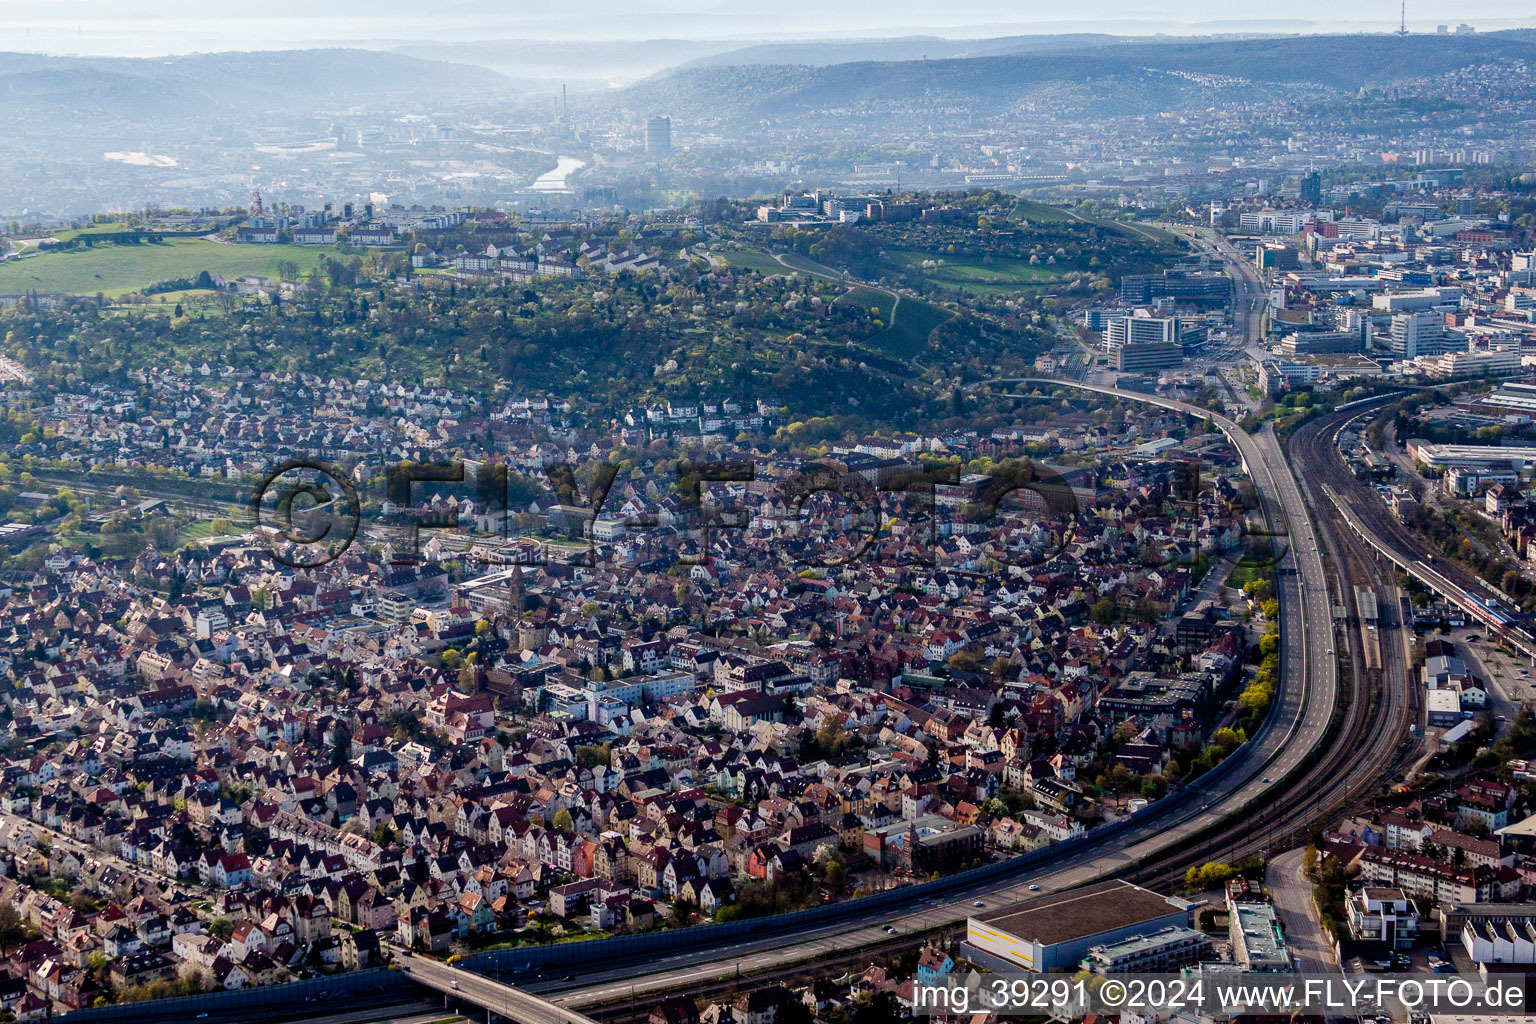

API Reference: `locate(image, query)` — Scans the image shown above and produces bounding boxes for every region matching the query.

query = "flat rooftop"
[976,879,1187,947]
[1233,900,1289,969]
[1088,924,1207,959]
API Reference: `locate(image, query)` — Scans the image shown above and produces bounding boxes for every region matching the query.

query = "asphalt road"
[532,375,1338,1012]
[1266,847,1336,973]
[291,235,1337,1018]
[401,953,596,1024]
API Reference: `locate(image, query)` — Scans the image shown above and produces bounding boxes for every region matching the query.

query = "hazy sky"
[1,0,1532,55]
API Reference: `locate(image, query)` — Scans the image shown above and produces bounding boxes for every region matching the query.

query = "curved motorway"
[538,380,1339,1012]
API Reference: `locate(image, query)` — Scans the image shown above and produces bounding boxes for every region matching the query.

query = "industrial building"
[1473,382,1536,415]
[1372,286,1463,313]
[1441,905,1536,965]
[963,880,1193,972]
[1426,688,1466,728]
[1405,441,1536,474]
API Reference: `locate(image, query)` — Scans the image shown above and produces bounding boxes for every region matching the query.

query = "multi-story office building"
[1113,342,1184,373]
[1423,346,1522,379]
[1347,889,1420,950]
[1389,311,1459,359]
[1118,269,1232,304]
[1278,329,1364,357]
[1104,311,1182,350]
[1240,210,1308,234]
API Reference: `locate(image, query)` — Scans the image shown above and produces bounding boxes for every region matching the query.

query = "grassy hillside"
[718,247,790,275]
[0,240,334,298]
[834,286,953,359]
[886,251,1060,296]
[1009,199,1076,224]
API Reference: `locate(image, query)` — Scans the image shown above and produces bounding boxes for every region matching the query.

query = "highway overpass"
[400,953,597,1024]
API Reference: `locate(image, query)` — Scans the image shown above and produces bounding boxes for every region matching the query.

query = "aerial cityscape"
[7,3,1536,1023]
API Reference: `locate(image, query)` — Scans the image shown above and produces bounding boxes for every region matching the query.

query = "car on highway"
[973,900,984,907]
[884,925,897,933]
[452,981,460,990]
[1028,884,1040,891]
[1261,777,1271,784]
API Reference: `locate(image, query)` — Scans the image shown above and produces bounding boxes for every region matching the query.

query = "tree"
[988,702,1006,728]
[552,808,574,830]
[0,902,29,949]
[775,997,815,1024]
[669,898,695,928]
[1090,598,1116,625]
[331,726,352,767]
[1183,861,1237,892]
[851,991,902,1024]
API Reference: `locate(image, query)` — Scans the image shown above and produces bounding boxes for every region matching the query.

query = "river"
[528,156,586,194]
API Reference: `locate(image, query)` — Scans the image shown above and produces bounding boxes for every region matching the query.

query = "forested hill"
[0,49,509,126]
[621,30,1536,122]
[680,33,1123,67]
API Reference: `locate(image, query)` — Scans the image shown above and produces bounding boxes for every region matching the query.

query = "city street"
[1265,848,1336,973]
[0,809,217,903]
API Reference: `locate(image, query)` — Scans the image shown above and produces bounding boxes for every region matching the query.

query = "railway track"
[572,400,1420,1017]
[1132,402,1419,888]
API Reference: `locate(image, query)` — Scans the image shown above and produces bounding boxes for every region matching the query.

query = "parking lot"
[1453,628,1534,723]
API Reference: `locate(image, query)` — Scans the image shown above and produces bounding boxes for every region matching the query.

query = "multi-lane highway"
[350,228,1412,1021]
[492,375,1340,1014]
[409,227,1368,1017]
[529,233,1369,1015]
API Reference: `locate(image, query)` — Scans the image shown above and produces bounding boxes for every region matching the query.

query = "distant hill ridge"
[680,33,1125,67]
[0,49,509,124]
[620,29,1536,119]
